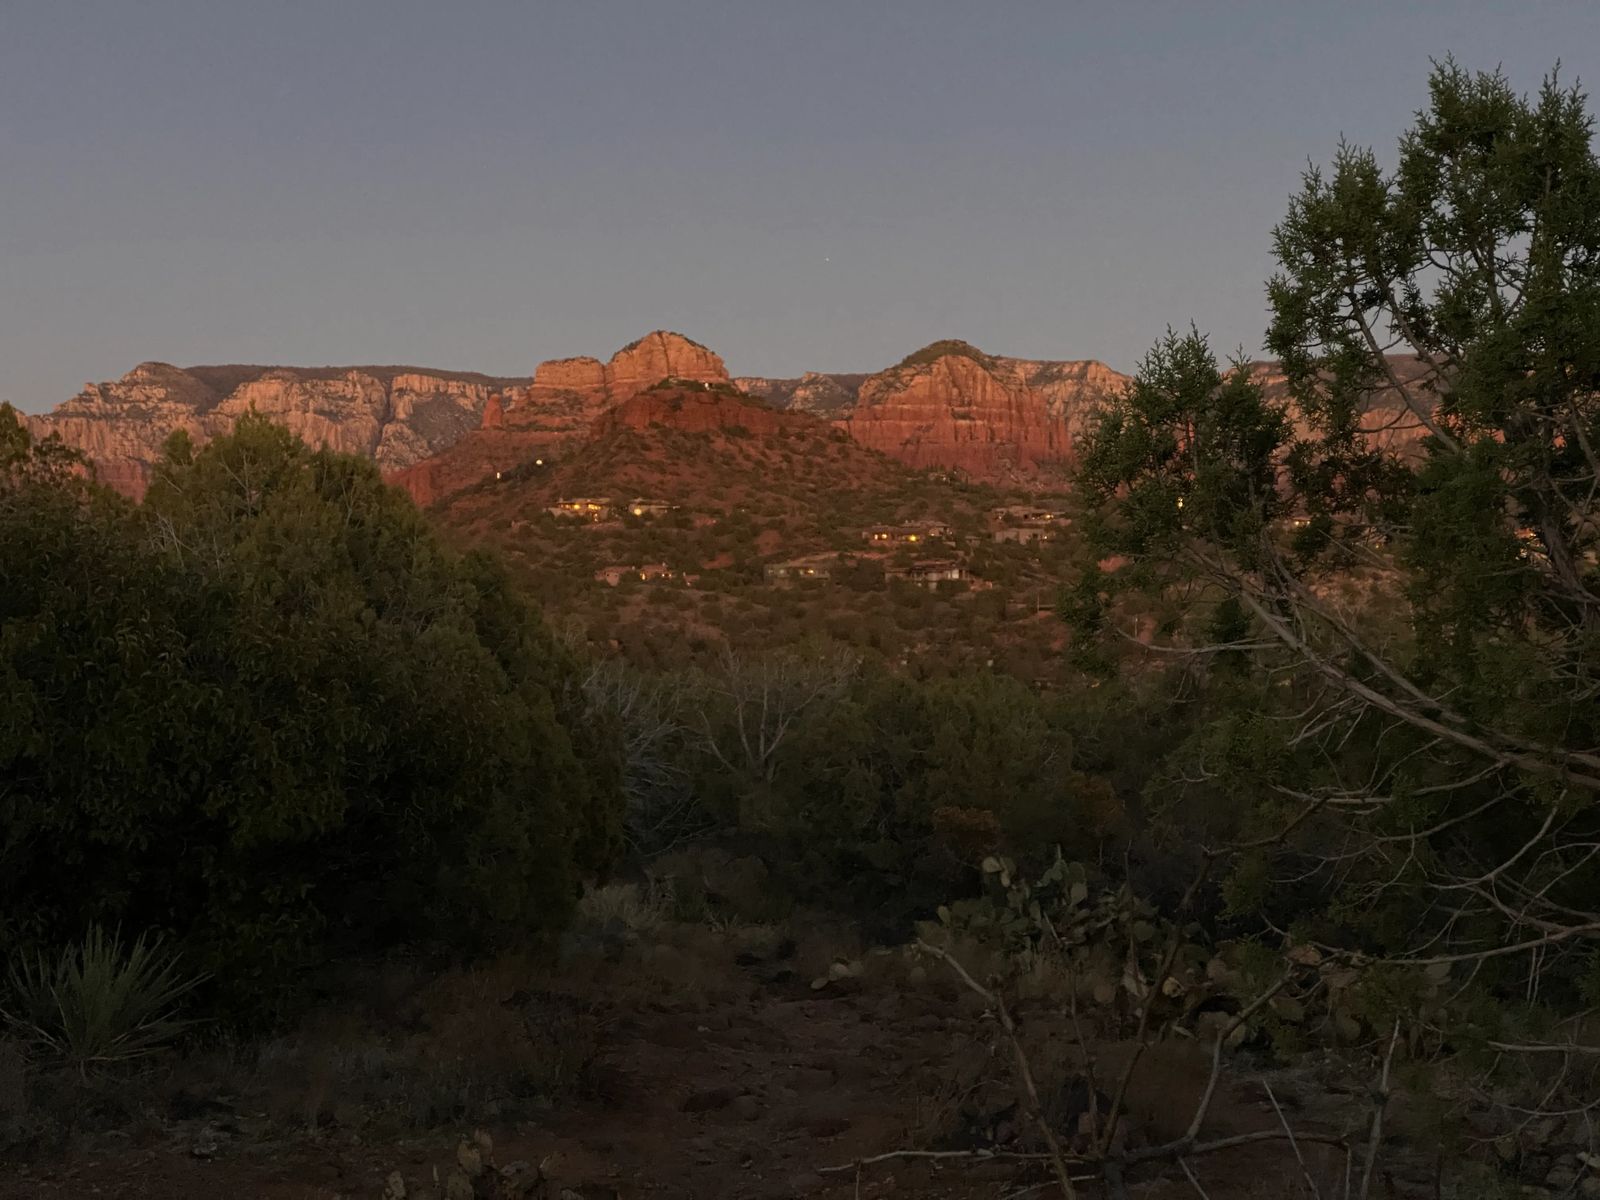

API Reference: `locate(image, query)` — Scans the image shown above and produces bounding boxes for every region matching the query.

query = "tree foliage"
[661,650,1116,918]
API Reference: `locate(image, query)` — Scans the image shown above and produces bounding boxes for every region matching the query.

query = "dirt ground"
[3,924,1446,1200]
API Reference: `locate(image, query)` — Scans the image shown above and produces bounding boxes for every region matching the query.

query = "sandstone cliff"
[741,344,1130,484]
[839,341,1129,484]
[29,362,520,499]
[745,345,1430,484]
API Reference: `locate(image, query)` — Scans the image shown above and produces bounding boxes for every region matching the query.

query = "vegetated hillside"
[732,371,872,417]
[433,384,1085,677]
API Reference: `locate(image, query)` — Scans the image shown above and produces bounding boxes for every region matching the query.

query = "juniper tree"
[1075,61,1600,1019]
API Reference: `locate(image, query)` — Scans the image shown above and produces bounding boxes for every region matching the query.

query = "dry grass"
[574,881,671,935]
[245,956,606,1133]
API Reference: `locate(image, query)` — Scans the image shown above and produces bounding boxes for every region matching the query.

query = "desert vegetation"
[3,58,1600,1200]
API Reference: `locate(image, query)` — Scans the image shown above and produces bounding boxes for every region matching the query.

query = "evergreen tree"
[1074,62,1600,1006]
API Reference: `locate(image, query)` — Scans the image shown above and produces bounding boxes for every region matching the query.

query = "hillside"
[430,383,1083,676]
[730,371,871,418]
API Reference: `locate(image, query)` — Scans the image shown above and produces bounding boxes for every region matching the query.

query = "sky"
[3,1,1599,412]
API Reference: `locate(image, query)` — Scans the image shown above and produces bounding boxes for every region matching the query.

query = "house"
[886,559,972,589]
[763,553,839,584]
[624,498,679,518]
[594,562,677,586]
[993,524,1058,545]
[549,497,615,521]
[861,523,951,545]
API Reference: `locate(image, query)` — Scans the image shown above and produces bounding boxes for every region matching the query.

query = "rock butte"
[388,332,732,505]
[850,345,1125,482]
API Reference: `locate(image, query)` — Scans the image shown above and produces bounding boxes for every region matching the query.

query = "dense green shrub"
[0,411,622,1020]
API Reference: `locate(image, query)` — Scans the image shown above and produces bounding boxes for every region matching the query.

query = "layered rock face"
[30,333,1125,502]
[28,331,725,502]
[603,330,727,396]
[1011,358,1131,429]
[28,362,217,497]
[840,342,1129,483]
[29,362,514,499]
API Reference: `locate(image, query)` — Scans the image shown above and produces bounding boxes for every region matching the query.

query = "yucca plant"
[2,927,207,1076]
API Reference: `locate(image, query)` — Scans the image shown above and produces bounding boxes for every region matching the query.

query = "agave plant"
[2,926,207,1075]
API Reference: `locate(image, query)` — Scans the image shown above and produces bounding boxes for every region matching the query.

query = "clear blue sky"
[4,1,1598,411]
